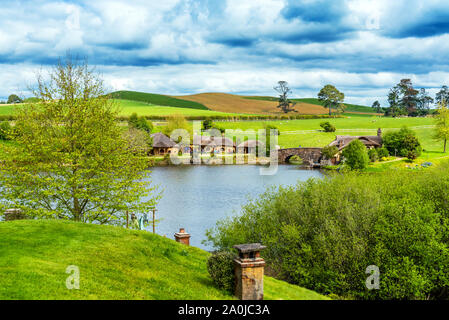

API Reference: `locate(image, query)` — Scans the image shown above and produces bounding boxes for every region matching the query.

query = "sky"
[2,0,449,106]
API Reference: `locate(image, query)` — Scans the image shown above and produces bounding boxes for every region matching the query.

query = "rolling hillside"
[109,91,209,110]
[173,93,328,115]
[0,220,329,300]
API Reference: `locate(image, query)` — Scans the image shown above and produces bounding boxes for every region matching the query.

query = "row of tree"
[0,94,23,104]
[375,79,449,117]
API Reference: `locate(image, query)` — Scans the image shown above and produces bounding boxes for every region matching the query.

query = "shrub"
[321,145,339,159]
[202,119,214,130]
[207,251,236,293]
[320,121,336,132]
[341,139,369,170]
[377,147,389,158]
[383,126,421,158]
[0,121,12,140]
[368,148,379,162]
[206,164,449,300]
[128,112,153,133]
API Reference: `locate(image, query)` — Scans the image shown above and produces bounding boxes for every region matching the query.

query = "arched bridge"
[278,147,323,164]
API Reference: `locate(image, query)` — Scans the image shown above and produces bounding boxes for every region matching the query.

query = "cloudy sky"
[2,0,449,106]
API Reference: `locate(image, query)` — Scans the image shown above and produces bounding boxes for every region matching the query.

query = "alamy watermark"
[365,265,380,290]
[66,265,80,290]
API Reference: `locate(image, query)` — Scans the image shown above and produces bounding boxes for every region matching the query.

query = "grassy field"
[0,104,14,115]
[110,90,209,110]
[0,219,328,300]
[115,99,249,117]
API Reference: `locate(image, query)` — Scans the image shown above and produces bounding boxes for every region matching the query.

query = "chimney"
[233,243,266,300]
[377,128,382,137]
[174,228,191,245]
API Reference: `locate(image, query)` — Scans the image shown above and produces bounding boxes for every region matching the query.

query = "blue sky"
[2,0,449,106]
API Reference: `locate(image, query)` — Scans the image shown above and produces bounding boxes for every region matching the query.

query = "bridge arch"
[278,148,323,164]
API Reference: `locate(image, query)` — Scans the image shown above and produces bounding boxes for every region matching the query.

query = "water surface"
[144,165,323,250]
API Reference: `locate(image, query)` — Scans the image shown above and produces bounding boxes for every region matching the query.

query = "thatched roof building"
[327,128,382,151]
[151,132,176,148]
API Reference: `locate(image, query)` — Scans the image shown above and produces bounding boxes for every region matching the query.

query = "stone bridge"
[278,147,323,164]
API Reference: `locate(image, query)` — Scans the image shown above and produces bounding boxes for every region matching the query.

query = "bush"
[377,147,389,158]
[206,165,449,300]
[128,113,153,133]
[341,139,369,170]
[207,251,236,293]
[321,145,339,159]
[202,119,214,130]
[368,148,378,162]
[320,121,336,132]
[0,121,12,140]
[383,126,421,159]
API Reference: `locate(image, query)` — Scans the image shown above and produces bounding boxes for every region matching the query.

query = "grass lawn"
[115,99,249,117]
[0,220,328,300]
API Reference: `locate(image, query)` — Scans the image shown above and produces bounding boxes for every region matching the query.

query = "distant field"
[245,96,379,114]
[0,105,14,115]
[173,93,329,115]
[110,91,208,110]
[115,99,249,117]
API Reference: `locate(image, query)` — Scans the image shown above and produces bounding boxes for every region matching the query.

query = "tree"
[317,85,345,116]
[320,121,336,132]
[382,126,422,159]
[7,94,23,104]
[417,88,434,116]
[202,119,214,130]
[341,139,369,170]
[128,112,153,133]
[274,81,297,113]
[372,101,382,113]
[385,86,403,117]
[435,85,449,105]
[0,56,159,224]
[434,101,449,153]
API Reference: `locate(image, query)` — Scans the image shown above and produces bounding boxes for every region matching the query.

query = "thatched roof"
[328,135,382,150]
[237,140,265,148]
[193,135,235,147]
[151,132,176,148]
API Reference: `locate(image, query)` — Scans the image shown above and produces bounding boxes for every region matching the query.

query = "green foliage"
[0,57,159,224]
[109,90,208,110]
[376,147,389,158]
[341,139,369,170]
[207,251,236,293]
[128,112,153,133]
[7,94,22,104]
[321,145,339,159]
[368,148,379,162]
[317,85,345,115]
[162,114,190,140]
[0,121,12,140]
[206,165,449,300]
[433,101,449,152]
[383,126,422,159]
[122,128,152,154]
[202,119,214,130]
[320,121,336,132]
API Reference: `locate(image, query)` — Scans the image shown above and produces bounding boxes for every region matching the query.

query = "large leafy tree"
[317,84,345,115]
[7,94,23,104]
[372,100,382,113]
[417,88,434,115]
[0,56,159,224]
[436,85,449,105]
[434,101,449,153]
[274,81,297,113]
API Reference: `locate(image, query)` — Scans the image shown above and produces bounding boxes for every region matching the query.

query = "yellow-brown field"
[172,93,328,115]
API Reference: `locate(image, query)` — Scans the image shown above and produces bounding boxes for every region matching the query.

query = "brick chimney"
[377,128,382,137]
[174,228,191,245]
[233,243,266,300]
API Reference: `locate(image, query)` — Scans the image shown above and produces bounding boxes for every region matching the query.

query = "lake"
[145,165,323,250]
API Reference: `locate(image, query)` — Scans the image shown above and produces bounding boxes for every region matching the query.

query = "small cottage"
[150,132,178,156]
[237,140,265,154]
[192,135,235,154]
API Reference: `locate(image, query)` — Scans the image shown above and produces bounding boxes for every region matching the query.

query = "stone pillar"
[4,209,26,221]
[233,243,266,300]
[174,228,191,245]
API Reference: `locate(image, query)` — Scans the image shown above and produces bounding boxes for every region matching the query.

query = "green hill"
[245,96,377,113]
[0,220,328,300]
[109,91,209,110]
